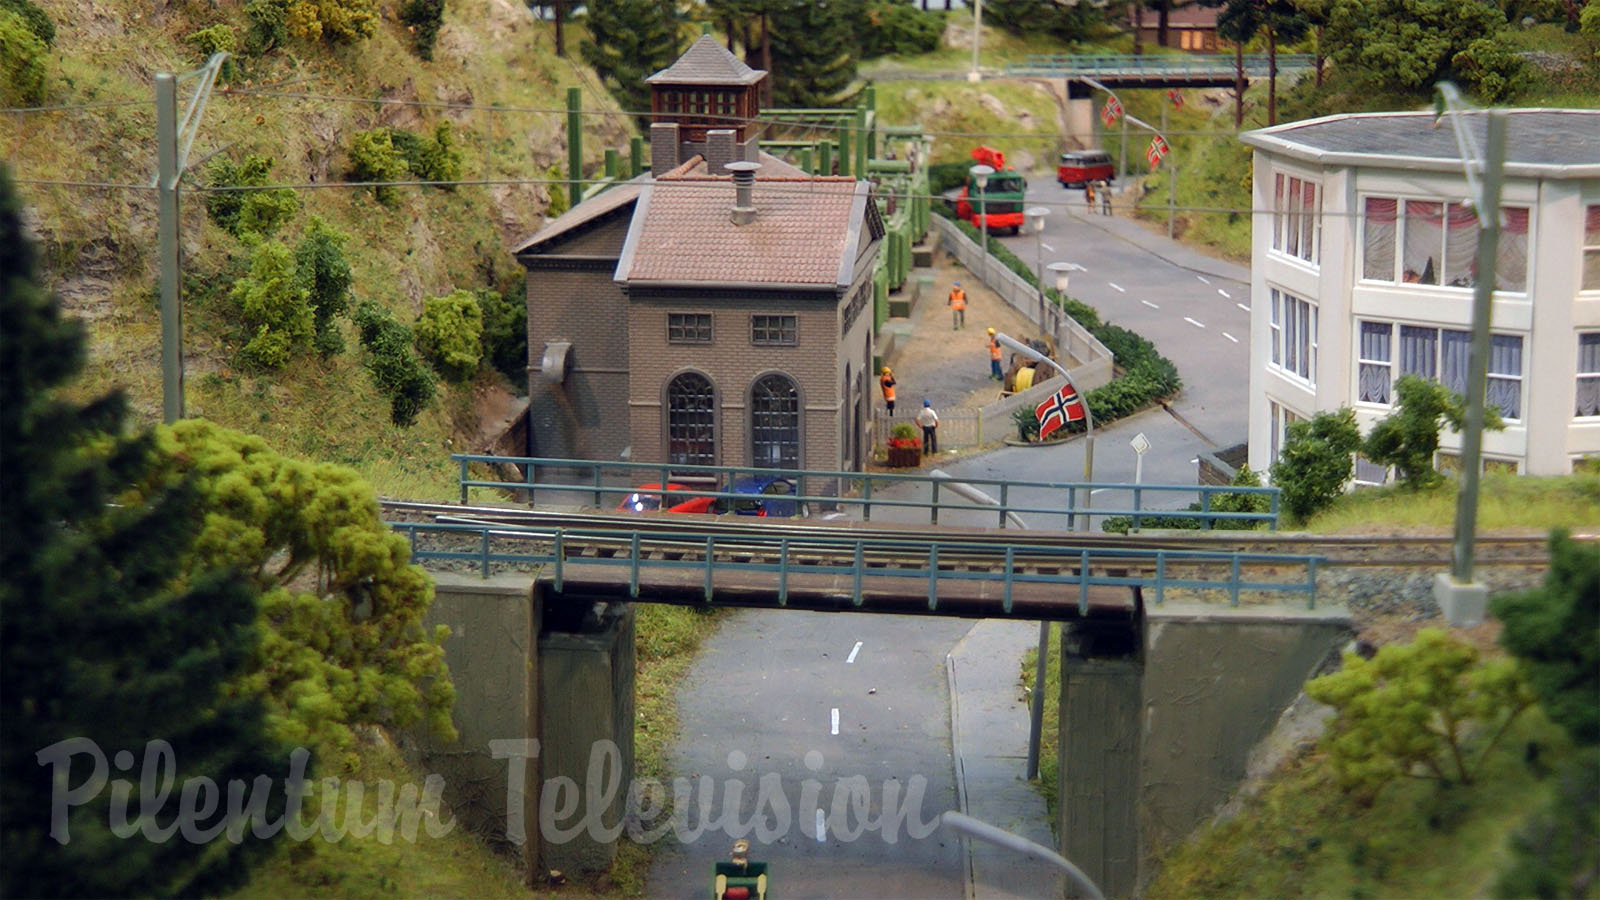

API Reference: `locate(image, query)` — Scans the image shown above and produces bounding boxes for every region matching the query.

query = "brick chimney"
[726,161,759,225]
[705,129,737,176]
[650,122,680,175]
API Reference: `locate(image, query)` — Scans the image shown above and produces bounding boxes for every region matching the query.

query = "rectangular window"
[1269,401,1304,465]
[667,313,712,343]
[1269,289,1316,383]
[1399,325,1437,379]
[1578,333,1600,417]
[1358,321,1392,404]
[1272,174,1318,264]
[1487,334,1523,420]
[1583,206,1600,291]
[1353,455,1389,486]
[751,314,797,346]
[1362,194,1528,291]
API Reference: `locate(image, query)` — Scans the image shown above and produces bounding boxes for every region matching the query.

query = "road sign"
[1130,432,1150,455]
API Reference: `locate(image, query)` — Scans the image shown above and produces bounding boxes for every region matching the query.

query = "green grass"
[1305,473,1600,535]
[1146,709,1573,899]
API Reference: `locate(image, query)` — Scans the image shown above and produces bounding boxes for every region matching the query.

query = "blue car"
[724,475,804,518]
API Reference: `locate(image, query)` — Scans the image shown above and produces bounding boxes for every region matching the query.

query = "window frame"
[1270,171,1319,266]
[1583,204,1600,293]
[667,312,713,344]
[665,371,717,467]
[750,314,798,347]
[1355,319,1524,421]
[1577,332,1600,418]
[1359,192,1529,292]
[1268,288,1317,385]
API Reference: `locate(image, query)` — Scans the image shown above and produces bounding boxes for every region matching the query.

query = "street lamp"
[968,0,984,82]
[1026,206,1050,327]
[996,330,1096,531]
[970,163,994,286]
[941,811,1106,900]
[1046,261,1085,358]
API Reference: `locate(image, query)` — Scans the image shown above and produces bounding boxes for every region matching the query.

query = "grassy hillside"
[11,0,633,498]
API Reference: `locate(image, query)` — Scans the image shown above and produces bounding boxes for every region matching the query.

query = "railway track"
[379,498,1580,570]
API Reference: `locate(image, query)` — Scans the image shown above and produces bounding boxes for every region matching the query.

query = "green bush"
[293,216,352,356]
[1271,407,1362,523]
[243,0,289,53]
[1453,37,1528,102]
[414,289,483,381]
[858,1,941,59]
[347,128,407,205]
[544,163,569,217]
[355,301,436,426]
[284,0,378,44]
[477,280,527,386]
[1364,375,1503,489]
[230,240,314,369]
[389,123,463,188]
[400,0,445,61]
[205,154,299,239]
[0,0,52,45]
[0,8,47,106]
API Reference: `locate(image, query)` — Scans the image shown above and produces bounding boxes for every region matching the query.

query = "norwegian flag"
[1100,96,1123,127]
[1035,382,1087,440]
[1145,135,1170,170]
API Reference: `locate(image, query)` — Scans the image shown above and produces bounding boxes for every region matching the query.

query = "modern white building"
[1240,109,1600,479]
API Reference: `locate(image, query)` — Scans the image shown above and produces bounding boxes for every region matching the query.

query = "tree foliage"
[231,240,314,369]
[579,0,681,115]
[293,216,353,356]
[388,122,463,188]
[1306,628,1535,796]
[856,1,943,59]
[399,0,446,61]
[769,0,861,107]
[0,8,47,107]
[245,0,377,48]
[356,300,437,425]
[1363,374,1503,489]
[1322,0,1511,99]
[1,167,287,897]
[414,289,484,382]
[983,0,1106,42]
[477,280,528,386]
[1270,407,1361,523]
[205,154,300,240]
[0,0,52,46]
[347,128,407,206]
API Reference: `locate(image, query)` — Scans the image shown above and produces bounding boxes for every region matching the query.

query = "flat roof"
[1240,109,1600,179]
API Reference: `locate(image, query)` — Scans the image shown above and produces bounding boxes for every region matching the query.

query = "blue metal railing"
[452,455,1282,531]
[1005,53,1315,78]
[391,520,1323,612]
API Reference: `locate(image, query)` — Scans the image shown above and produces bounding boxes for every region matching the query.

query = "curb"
[946,622,979,900]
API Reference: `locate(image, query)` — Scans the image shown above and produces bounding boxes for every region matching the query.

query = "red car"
[617,483,716,514]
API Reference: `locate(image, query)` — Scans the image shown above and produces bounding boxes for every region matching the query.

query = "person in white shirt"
[916,400,940,455]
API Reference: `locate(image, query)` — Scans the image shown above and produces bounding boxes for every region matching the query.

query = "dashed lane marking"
[1223,332,1239,343]
[1185,317,1206,329]
[1141,300,1160,309]
[1197,275,1211,284]
[1217,289,1232,299]
[1109,282,1126,292]
[1236,303,1250,313]
[831,708,840,735]
[816,809,826,842]
[1041,242,1055,252]
[846,641,863,664]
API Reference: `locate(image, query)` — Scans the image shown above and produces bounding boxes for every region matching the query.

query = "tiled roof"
[510,178,644,255]
[645,34,766,86]
[618,175,869,288]
[1241,109,1600,177]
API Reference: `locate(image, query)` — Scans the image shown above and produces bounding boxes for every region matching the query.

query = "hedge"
[936,206,1182,438]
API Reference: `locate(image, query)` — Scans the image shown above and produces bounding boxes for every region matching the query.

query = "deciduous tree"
[1322,0,1511,99]
[1269,406,1361,522]
[1362,374,1503,489]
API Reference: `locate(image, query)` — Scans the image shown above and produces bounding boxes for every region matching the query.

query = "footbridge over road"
[389,460,1349,895]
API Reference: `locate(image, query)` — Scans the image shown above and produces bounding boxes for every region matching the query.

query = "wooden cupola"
[645,34,767,143]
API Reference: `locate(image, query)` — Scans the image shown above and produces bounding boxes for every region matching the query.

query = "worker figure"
[1084,180,1096,211]
[879,366,897,416]
[948,281,967,330]
[987,328,1003,380]
[1099,181,1113,216]
[916,399,939,455]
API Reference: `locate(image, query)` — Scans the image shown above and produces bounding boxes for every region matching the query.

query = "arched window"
[750,374,800,469]
[667,372,716,466]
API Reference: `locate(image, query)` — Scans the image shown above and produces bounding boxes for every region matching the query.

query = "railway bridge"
[387,456,1361,895]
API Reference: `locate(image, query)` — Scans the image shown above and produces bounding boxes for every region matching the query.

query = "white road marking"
[1090,488,1113,495]
[816,809,827,842]
[1041,242,1055,253]
[846,641,863,664]
[1185,317,1206,329]
[1108,282,1126,292]
[1236,303,1250,313]
[831,708,840,735]
[1197,275,1211,284]
[1217,289,1232,299]
[1141,300,1160,309]
[1223,332,1239,343]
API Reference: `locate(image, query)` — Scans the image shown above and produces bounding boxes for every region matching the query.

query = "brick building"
[514,36,885,474]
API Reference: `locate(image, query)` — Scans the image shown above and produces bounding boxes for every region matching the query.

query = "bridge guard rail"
[450,454,1282,531]
[391,520,1324,615]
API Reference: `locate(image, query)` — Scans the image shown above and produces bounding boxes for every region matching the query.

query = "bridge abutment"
[1057,604,1351,895]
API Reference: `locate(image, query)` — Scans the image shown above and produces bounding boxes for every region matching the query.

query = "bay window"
[1272,173,1319,264]
[1361,195,1528,291]
[1356,320,1523,419]
[1585,206,1600,291]
[1269,289,1317,384]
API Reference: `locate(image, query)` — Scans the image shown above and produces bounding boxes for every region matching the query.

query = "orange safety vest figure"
[879,367,897,416]
[987,329,1003,380]
[948,282,967,330]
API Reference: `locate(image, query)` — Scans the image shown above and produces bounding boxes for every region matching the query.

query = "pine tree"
[579,0,681,116]
[0,167,288,896]
[769,0,861,108]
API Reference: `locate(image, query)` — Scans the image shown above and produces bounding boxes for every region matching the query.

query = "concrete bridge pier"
[1057,603,1351,896]
[1065,79,1096,151]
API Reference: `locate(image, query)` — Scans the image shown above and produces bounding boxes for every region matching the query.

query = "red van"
[1057,150,1115,189]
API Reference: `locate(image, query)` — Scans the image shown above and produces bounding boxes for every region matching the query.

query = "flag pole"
[995,332,1095,531]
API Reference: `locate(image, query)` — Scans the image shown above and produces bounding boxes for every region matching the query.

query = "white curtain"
[1363,198,1396,281]
[1440,329,1471,396]
[1578,333,1600,416]
[1404,200,1442,284]
[1400,325,1437,379]
[1487,335,1522,419]
[1359,322,1391,403]
[1585,206,1600,291]
[1442,203,1478,286]
[1497,207,1529,292]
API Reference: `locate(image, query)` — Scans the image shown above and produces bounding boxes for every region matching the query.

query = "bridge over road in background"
[862,54,1315,89]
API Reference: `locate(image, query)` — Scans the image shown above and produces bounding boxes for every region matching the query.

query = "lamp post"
[968,0,984,82]
[970,163,994,286]
[941,812,1106,900]
[1045,261,1085,381]
[997,328,1095,531]
[1027,206,1050,328]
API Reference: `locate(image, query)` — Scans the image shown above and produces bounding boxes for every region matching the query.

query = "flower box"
[886,438,922,468]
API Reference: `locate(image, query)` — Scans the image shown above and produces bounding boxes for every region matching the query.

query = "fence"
[1005,54,1317,79]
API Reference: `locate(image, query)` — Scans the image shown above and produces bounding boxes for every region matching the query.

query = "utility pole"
[156,73,182,423]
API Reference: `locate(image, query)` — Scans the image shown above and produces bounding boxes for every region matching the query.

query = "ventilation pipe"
[726,160,760,225]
